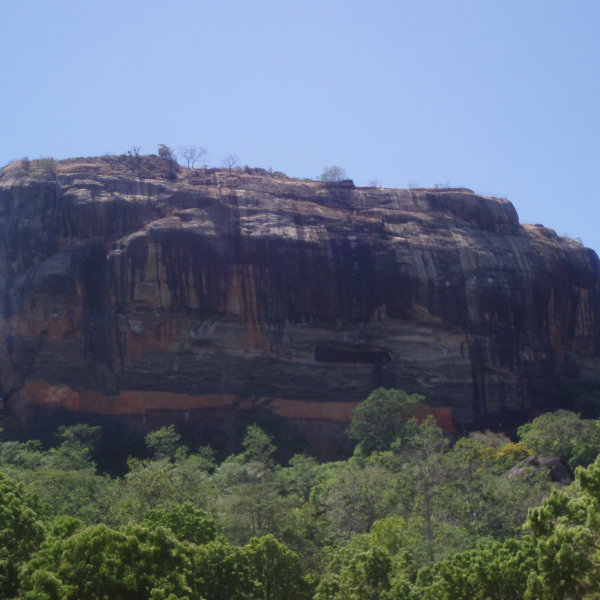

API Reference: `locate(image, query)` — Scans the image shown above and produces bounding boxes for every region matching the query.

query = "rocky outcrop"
[507,455,574,485]
[0,156,598,450]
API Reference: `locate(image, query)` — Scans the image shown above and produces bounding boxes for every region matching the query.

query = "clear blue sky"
[2,1,599,253]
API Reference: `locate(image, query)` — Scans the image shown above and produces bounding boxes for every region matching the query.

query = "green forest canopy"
[2,388,600,599]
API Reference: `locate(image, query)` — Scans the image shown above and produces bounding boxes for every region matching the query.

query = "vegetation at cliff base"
[2,389,600,598]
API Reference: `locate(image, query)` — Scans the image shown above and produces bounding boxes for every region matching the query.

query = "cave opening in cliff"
[314,344,392,364]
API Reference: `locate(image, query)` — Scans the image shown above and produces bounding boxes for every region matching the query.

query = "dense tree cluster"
[1,388,600,598]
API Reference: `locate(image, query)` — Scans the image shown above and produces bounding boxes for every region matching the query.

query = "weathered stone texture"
[0,157,598,441]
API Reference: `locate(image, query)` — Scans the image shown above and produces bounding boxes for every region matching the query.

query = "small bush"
[319,165,347,182]
[31,157,58,180]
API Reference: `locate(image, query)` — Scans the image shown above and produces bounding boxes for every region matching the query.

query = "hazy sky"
[2,1,599,253]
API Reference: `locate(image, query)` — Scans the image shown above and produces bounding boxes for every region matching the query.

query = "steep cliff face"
[0,156,599,448]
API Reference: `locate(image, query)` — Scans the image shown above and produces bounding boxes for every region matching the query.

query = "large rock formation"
[0,156,598,452]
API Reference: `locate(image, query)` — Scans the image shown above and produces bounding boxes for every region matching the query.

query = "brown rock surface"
[0,156,599,446]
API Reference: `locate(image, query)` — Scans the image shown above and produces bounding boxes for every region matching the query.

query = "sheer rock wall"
[1,157,598,447]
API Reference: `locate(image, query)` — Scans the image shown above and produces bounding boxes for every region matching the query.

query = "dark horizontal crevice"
[314,344,392,364]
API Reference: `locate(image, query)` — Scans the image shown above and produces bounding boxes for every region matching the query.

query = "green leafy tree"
[440,435,550,540]
[213,455,258,489]
[41,442,95,471]
[242,425,276,466]
[393,416,449,562]
[0,439,44,470]
[270,502,331,576]
[215,427,299,544]
[276,454,320,502]
[143,501,216,545]
[18,468,118,523]
[317,462,395,534]
[314,534,396,600]
[56,424,101,451]
[411,536,537,600]
[33,424,101,472]
[110,459,177,523]
[165,451,218,509]
[313,574,341,600]
[522,456,600,598]
[366,515,439,576]
[518,409,600,468]
[0,472,45,598]
[145,425,186,461]
[336,548,392,600]
[45,515,86,539]
[189,539,259,600]
[244,534,310,600]
[349,388,422,454]
[99,450,216,527]
[219,481,301,545]
[316,546,392,600]
[526,525,593,600]
[19,523,192,600]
